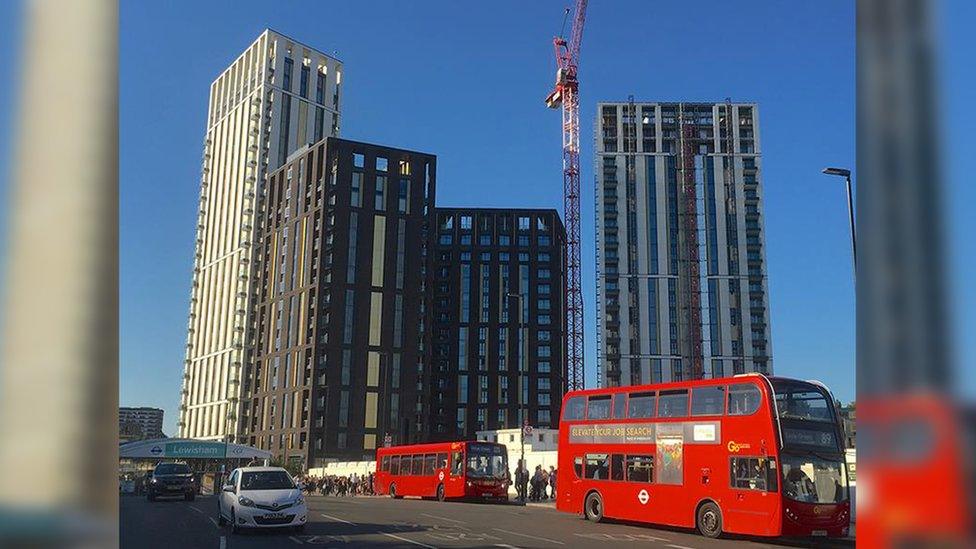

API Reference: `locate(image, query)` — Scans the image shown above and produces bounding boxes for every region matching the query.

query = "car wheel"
[436,484,445,502]
[696,501,723,539]
[185,492,195,502]
[230,508,241,535]
[584,492,604,523]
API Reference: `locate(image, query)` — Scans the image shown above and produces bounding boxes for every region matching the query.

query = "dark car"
[147,462,196,502]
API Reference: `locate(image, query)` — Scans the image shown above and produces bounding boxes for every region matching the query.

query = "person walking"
[514,460,528,502]
[531,465,544,502]
[549,466,557,499]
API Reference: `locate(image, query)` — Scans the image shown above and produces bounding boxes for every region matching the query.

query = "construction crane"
[545,0,588,392]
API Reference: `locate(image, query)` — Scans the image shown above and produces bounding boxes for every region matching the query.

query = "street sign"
[523,425,533,436]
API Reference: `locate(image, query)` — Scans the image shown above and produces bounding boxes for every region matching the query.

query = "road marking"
[493,528,565,545]
[665,545,695,549]
[421,513,467,524]
[321,514,440,549]
[209,517,219,528]
[219,536,226,549]
[321,513,356,525]
[288,535,304,544]
[381,532,439,548]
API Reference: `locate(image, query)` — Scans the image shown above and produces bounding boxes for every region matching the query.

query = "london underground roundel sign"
[438,471,445,482]
[638,489,650,505]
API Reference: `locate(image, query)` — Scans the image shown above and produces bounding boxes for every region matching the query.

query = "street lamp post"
[507,292,527,503]
[822,167,856,271]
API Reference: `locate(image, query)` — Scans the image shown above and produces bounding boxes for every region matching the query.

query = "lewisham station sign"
[120,438,270,460]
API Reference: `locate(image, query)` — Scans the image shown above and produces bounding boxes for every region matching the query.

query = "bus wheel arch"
[389,483,399,499]
[436,483,445,502]
[583,490,605,522]
[695,499,723,538]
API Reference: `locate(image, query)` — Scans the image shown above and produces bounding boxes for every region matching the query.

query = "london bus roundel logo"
[637,489,650,505]
[438,471,445,482]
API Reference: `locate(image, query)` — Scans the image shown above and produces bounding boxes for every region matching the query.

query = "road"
[120,494,853,549]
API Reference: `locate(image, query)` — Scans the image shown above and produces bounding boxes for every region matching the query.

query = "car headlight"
[238,496,256,507]
[150,478,158,484]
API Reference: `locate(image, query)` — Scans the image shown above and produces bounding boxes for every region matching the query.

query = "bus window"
[658,389,689,418]
[612,393,628,419]
[437,453,448,469]
[380,456,390,472]
[728,383,762,415]
[451,451,464,476]
[424,454,436,475]
[411,454,424,475]
[563,396,585,420]
[574,456,583,478]
[626,455,654,482]
[628,392,656,418]
[692,386,726,416]
[585,454,610,480]
[401,455,412,475]
[730,457,777,492]
[390,455,400,475]
[610,454,624,481]
[587,396,612,420]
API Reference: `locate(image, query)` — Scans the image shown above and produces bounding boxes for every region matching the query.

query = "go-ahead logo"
[727,441,751,453]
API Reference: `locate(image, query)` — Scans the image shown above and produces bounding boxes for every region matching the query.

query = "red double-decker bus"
[375,441,510,502]
[557,374,850,539]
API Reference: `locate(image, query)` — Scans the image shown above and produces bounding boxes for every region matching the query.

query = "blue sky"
[118,0,858,436]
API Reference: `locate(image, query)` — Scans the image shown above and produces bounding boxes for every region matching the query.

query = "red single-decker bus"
[375,441,510,502]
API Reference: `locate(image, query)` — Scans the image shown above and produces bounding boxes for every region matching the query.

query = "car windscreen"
[240,470,295,491]
[154,463,191,475]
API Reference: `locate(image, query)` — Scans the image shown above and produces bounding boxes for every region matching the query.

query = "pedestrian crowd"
[294,472,375,497]
[513,461,557,502]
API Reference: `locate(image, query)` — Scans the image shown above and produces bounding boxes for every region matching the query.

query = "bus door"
[447,448,464,496]
[727,454,778,535]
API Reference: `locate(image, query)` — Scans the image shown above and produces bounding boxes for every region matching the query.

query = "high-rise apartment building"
[180,30,343,440]
[119,407,165,440]
[429,208,566,439]
[242,138,436,467]
[595,101,772,387]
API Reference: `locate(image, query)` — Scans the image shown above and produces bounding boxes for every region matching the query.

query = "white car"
[217,466,307,533]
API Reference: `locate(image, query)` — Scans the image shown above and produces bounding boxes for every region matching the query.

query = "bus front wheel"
[436,484,445,502]
[390,484,399,499]
[696,501,723,539]
[584,492,604,523]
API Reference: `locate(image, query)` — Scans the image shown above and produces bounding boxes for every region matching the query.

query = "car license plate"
[812,530,827,536]
[264,512,285,520]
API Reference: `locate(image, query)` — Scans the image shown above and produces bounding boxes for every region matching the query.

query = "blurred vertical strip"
[0,0,118,546]
[858,0,973,546]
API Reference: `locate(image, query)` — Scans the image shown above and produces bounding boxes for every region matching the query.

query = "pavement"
[120,494,854,549]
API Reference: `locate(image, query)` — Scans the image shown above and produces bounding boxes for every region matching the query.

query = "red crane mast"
[545,0,588,391]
